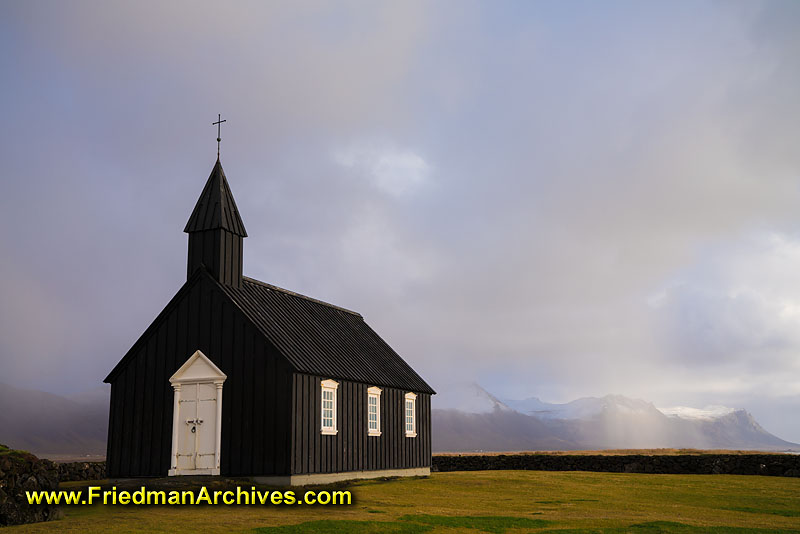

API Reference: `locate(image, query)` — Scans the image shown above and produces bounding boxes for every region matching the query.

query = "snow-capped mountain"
[434,382,513,413]
[432,383,799,453]
[660,405,736,420]
[504,394,659,420]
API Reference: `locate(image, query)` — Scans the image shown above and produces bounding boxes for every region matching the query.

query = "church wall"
[106,273,293,477]
[290,373,431,475]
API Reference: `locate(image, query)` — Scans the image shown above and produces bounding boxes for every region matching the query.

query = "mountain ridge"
[0,382,108,456]
[432,383,799,453]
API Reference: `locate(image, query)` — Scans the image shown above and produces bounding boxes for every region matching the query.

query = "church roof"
[104,268,435,395]
[218,276,435,394]
[184,159,248,236]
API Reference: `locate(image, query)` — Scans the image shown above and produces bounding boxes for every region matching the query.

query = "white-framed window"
[404,392,417,437]
[367,386,382,436]
[321,379,339,435]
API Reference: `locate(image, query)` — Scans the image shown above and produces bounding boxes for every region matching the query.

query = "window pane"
[322,387,336,430]
[368,394,379,431]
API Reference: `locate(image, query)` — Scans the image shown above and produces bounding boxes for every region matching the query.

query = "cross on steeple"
[213,114,226,158]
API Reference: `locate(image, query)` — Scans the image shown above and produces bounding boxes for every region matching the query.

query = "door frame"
[167,350,227,476]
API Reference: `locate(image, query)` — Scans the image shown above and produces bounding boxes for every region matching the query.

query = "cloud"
[2,0,800,442]
[334,142,431,196]
[652,233,800,374]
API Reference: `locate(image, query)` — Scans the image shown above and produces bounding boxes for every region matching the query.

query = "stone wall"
[432,453,800,477]
[13,453,800,498]
[0,445,62,526]
[57,461,107,482]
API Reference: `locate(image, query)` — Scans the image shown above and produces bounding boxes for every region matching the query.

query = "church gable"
[104,267,297,385]
[104,270,205,384]
[104,264,295,477]
[169,350,227,384]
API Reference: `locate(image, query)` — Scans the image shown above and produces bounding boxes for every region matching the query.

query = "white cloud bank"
[334,142,431,196]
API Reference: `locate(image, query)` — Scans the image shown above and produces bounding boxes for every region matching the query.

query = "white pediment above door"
[170,350,227,385]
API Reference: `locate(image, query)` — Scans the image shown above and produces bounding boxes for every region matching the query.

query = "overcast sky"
[2,1,800,442]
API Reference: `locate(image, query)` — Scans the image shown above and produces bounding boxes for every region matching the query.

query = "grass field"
[433,449,795,456]
[7,471,800,533]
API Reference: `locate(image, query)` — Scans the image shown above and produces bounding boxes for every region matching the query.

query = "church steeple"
[184,158,247,287]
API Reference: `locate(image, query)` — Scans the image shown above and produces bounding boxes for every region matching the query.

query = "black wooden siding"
[291,374,431,475]
[187,228,243,287]
[106,274,293,477]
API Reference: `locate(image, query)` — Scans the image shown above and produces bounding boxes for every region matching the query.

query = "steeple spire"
[213,114,226,159]
[184,159,247,237]
[184,159,247,287]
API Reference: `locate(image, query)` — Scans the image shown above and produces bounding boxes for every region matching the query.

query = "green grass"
[253,519,433,533]
[723,507,800,518]
[399,514,552,532]
[253,515,550,533]
[6,471,800,533]
[537,521,800,533]
[0,443,38,464]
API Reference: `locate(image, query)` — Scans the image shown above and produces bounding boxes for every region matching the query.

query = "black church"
[104,156,434,484]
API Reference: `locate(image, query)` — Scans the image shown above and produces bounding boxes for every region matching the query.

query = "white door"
[176,382,218,472]
[168,350,226,476]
